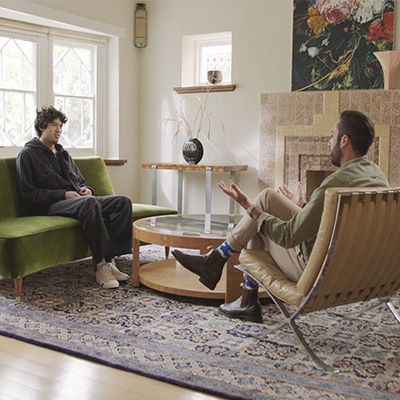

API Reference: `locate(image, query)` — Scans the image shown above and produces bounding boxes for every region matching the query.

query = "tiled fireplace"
[259,90,400,196]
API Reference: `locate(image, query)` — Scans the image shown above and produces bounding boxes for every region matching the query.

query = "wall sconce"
[134,3,147,48]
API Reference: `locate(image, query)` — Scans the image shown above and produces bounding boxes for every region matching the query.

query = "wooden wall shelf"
[104,159,127,166]
[173,84,236,94]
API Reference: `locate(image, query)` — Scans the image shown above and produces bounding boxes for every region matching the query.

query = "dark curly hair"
[34,106,68,137]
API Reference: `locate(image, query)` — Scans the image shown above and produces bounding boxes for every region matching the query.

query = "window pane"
[53,41,95,150]
[200,44,231,85]
[53,43,92,96]
[55,96,93,148]
[0,36,35,90]
[0,91,35,146]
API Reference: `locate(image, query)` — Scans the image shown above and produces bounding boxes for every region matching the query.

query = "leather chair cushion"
[239,249,306,307]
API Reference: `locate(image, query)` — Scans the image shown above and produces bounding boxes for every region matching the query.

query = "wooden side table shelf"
[132,214,244,302]
[141,163,248,217]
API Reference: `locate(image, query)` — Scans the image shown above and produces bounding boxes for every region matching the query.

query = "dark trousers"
[48,195,132,263]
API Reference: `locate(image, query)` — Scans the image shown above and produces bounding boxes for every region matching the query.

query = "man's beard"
[330,143,342,167]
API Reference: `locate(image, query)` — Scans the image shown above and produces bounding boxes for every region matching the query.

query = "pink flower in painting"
[315,0,358,25]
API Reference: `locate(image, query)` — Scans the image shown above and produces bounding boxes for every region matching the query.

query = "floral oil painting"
[292,0,395,91]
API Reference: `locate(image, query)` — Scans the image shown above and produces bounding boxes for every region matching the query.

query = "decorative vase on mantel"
[374,50,400,90]
[182,138,204,164]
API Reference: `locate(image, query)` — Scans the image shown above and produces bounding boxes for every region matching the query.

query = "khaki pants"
[227,188,305,282]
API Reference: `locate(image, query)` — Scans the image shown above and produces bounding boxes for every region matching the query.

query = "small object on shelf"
[182,138,204,164]
[207,70,223,85]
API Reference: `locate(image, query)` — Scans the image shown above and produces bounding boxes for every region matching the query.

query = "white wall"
[139,0,293,214]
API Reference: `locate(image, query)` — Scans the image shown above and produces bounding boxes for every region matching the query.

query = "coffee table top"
[134,214,241,241]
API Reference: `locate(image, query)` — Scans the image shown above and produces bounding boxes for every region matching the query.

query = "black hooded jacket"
[16,138,88,214]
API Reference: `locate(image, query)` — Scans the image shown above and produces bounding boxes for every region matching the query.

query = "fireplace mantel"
[259,90,398,192]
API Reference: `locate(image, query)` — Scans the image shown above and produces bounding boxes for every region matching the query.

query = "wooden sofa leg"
[165,246,170,259]
[13,277,23,301]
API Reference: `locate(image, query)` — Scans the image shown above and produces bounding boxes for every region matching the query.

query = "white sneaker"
[95,262,120,289]
[109,259,130,282]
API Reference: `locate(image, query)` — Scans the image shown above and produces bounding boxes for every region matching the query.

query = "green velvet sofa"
[0,156,176,299]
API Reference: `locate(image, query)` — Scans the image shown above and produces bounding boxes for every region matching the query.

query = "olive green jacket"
[257,156,389,262]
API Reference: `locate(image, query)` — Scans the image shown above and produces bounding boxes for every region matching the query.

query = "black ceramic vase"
[182,138,204,164]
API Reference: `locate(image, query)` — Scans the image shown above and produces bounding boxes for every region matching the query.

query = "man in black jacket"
[16,106,132,289]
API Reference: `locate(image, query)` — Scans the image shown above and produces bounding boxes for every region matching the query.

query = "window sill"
[104,159,127,166]
[173,84,236,94]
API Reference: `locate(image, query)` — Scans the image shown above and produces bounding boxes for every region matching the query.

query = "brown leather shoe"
[172,249,226,290]
[219,285,263,323]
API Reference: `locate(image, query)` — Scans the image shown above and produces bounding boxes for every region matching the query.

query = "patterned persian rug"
[0,245,399,400]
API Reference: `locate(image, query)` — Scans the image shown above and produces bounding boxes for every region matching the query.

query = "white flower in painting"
[299,43,307,53]
[353,0,386,24]
[322,38,329,46]
[308,46,321,58]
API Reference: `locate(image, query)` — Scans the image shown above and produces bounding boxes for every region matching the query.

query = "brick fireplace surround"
[259,90,399,195]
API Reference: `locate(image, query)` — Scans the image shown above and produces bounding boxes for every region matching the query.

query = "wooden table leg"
[132,237,141,287]
[225,253,243,303]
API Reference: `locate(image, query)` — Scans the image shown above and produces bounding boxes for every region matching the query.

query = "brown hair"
[34,106,67,137]
[337,110,374,156]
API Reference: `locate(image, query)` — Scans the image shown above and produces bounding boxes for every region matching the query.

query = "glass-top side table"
[141,162,248,216]
[135,213,241,238]
[132,214,244,302]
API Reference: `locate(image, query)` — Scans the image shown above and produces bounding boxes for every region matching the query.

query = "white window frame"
[181,31,232,87]
[0,24,106,157]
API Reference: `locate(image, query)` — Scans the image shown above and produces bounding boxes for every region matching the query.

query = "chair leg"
[13,277,23,301]
[165,246,170,259]
[234,264,337,372]
[288,317,338,373]
[387,301,400,323]
[268,291,337,372]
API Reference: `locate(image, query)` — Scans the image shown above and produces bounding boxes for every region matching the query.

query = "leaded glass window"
[0,34,36,146]
[53,42,95,149]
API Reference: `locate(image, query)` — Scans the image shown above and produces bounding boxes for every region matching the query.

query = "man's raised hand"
[277,181,305,207]
[218,180,251,210]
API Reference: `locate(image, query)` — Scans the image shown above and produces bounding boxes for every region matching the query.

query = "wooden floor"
[0,336,222,400]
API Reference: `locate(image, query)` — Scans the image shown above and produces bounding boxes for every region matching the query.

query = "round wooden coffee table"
[132,214,243,302]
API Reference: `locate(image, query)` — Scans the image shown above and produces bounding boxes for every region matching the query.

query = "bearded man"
[173,110,389,323]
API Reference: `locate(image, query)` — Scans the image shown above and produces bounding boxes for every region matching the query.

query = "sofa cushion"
[74,157,115,196]
[132,203,177,221]
[0,158,19,219]
[0,216,90,279]
[0,216,79,238]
